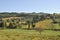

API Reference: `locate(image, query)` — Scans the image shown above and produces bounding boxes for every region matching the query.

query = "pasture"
[0,29,60,40]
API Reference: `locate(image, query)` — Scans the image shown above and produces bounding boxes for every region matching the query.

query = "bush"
[35,27,44,35]
[32,24,35,29]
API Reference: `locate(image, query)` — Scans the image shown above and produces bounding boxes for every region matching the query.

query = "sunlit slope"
[35,19,53,29]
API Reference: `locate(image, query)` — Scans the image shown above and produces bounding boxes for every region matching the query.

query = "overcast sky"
[0,0,60,13]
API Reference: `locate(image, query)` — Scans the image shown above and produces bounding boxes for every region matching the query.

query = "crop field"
[0,29,60,40]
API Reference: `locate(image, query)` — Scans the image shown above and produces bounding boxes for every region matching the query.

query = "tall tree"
[27,21,30,30]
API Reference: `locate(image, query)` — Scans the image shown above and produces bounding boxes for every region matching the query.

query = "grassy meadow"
[0,29,60,40]
[0,11,60,40]
[0,19,59,40]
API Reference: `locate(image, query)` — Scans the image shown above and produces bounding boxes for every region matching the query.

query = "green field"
[0,29,60,40]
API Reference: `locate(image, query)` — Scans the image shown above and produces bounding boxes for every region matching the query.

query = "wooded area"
[0,12,60,29]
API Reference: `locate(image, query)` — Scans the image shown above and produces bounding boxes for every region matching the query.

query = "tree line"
[0,12,60,29]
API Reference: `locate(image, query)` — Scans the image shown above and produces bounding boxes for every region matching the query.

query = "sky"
[0,0,60,13]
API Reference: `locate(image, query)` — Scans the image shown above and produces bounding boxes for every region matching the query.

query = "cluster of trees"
[0,12,60,35]
[0,12,60,29]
